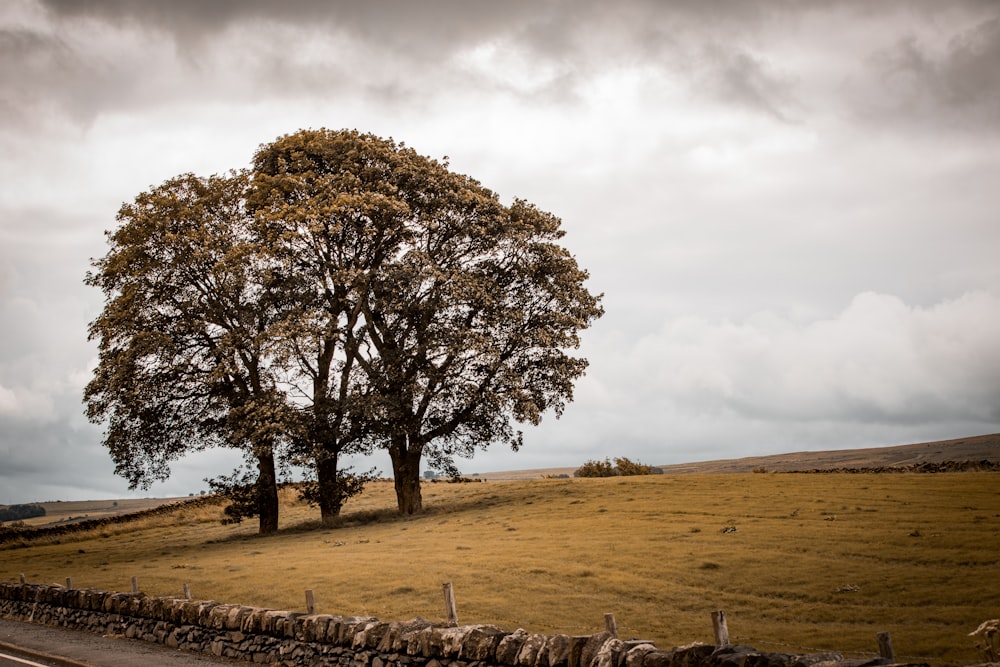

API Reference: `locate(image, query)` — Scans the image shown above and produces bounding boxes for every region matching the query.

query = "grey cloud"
[941,16,1000,107]
[0,388,111,504]
[38,0,337,36]
[700,46,801,122]
[2,0,998,502]
[18,0,999,134]
[0,26,80,126]
[37,0,536,55]
[0,20,178,130]
[609,291,1000,428]
[8,2,534,130]
[859,14,1000,131]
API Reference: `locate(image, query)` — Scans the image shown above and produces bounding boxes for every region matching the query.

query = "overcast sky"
[2,0,999,504]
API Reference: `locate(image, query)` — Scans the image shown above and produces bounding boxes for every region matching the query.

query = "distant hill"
[12,496,193,528]
[479,433,1000,479]
[10,435,998,521]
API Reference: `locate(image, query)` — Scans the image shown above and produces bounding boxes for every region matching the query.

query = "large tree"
[87,129,603,525]
[84,171,287,535]
[250,129,603,515]
[359,197,604,513]
[248,130,417,525]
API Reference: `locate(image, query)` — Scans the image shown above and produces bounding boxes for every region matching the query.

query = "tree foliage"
[575,457,660,477]
[248,130,415,524]
[0,504,46,522]
[574,458,617,477]
[84,172,287,534]
[251,129,603,514]
[86,128,602,526]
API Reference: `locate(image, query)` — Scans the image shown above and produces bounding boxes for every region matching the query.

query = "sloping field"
[654,433,1000,474]
[478,433,1000,479]
[12,497,191,528]
[2,472,998,665]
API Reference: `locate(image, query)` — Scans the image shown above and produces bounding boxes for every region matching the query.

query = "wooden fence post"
[712,610,730,648]
[877,631,895,662]
[183,583,192,600]
[65,577,73,589]
[305,589,316,614]
[442,582,458,626]
[131,576,138,593]
[604,613,618,637]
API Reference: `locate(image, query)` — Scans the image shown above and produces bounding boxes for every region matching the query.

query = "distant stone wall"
[0,495,219,545]
[785,460,1000,474]
[0,582,920,667]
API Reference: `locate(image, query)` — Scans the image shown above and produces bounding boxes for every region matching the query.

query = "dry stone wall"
[0,495,218,545]
[785,460,1000,474]
[0,582,928,667]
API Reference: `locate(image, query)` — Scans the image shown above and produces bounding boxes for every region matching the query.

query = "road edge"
[0,639,96,667]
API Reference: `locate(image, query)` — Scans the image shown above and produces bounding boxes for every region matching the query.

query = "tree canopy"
[85,129,603,526]
[251,129,603,514]
[85,172,290,533]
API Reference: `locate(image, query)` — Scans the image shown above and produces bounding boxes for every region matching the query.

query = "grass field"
[2,473,998,665]
[11,497,191,527]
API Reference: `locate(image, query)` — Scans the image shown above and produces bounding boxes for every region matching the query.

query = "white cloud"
[0,382,55,420]
[2,0,1000,501]
[604,291,1000,426]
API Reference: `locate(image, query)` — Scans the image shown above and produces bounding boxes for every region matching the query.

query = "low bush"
[574,457,660,477]
[0,504,45,522]
[574,458,617,477]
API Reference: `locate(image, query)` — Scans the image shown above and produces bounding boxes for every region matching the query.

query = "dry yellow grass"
[2,474,998,665]
[13,497,191,527]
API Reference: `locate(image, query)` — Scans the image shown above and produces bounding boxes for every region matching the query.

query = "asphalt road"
[0,649,70,666]
[0,619,237,666]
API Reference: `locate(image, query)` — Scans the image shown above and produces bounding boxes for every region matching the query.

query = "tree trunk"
[315,452,342,527]
[390,435,424,515]
[257,449,279,535]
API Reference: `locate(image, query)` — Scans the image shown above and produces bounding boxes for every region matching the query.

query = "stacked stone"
[0,495,219,546]
[0,582,929,667]
[792,460,1000,474]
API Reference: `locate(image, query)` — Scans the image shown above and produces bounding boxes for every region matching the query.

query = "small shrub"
[614,457,659,476]
[575,458,617,477]
[0,504,46,522]
[297,467,379,514]
[205,468,262,524]
[574,457,658,477]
